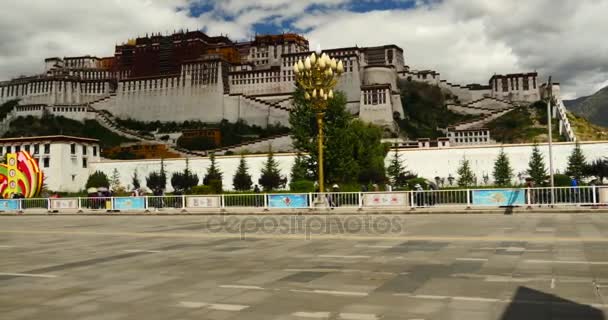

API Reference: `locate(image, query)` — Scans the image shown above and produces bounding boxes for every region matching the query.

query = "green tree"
[232,154,253,191]
[386,146,409,189]
[566,142,587,180]
[290,152,310,182]
[493,149,514,186]
[86,171,110,189]
[527,144,547,186]
[350,120,389,184]
[110,168,121,191]
[289,88,386,185]
[171,158,199,193]
[146,159,167,192]
[585,158,608,184]
[132,169,141,190]
[457,158,475,187]
[258,149,286,191]
[203,153,223,193]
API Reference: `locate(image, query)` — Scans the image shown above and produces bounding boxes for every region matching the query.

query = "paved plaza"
[0,213,607,319]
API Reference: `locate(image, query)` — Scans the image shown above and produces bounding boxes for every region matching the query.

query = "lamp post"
[547,77,555,206]
[293,52,344,195]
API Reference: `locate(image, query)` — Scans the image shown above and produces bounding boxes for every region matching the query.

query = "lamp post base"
[313,194,329,208]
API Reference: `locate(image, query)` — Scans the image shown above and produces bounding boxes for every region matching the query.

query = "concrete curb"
[2,206,608,216]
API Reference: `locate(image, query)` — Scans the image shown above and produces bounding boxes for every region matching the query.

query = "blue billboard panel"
[472,189,525,206]
[268,194,308,208]
[114,197,145,211]
[0,200,20,211]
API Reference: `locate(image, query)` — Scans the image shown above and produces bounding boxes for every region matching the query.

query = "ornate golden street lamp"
[293,52,344,194]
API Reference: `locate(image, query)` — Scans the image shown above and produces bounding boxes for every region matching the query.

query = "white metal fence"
[1,186,606,213]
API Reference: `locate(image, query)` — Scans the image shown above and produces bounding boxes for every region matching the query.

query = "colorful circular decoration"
[0,151,44,198]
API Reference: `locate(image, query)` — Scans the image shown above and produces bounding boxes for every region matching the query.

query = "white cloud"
[0,0,606,98]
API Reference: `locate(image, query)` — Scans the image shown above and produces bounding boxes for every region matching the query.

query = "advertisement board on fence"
[186,196,221,208]
[363,193,409,207]
[0,199,20,211]
[268,194,308,208]
[114,197,145,210]
[472,189,525,206]
[50,199,78,210]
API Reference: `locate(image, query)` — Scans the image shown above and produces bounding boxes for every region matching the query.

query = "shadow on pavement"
[500,286,605,320]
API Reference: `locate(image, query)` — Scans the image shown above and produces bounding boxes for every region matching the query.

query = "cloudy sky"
[1,0,607,99]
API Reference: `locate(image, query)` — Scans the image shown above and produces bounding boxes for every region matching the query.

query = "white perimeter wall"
[87,141,608,192]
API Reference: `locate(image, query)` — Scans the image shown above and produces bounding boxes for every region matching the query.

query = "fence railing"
[1,186,606,213]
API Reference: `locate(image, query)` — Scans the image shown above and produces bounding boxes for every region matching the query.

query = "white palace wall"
[88,141,608,193]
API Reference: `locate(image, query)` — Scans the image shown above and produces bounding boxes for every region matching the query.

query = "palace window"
[70,144,76,155]
[43,158,50,168]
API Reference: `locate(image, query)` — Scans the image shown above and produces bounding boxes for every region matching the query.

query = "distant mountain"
[564,86,608,126]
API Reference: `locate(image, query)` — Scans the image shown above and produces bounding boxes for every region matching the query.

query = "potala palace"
[0,31,575,145]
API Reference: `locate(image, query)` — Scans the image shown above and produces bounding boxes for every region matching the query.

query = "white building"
[0,136,101,192]
[447,128,493,146]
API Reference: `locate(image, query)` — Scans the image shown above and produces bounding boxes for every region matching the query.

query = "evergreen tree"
[171,158,199,193]
[566,142,587,180]
[493,149,514,186]
[110,168,121,191]
[132,169,141,190]
[290,152,310,182]
[203,153,223,193]
[457,158,475,187]
[527,144,547,186]
[386,147,408,188]
[86,171,110,189]
[258,149,286,191]
[233,154,253,191]
[146,159,167,192]
[585,158,608,184]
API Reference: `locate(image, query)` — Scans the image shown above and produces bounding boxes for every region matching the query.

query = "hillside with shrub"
[2,114,134,149]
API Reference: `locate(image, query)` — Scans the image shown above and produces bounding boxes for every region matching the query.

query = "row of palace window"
[452,131,489,137]
[0,81,106,97]
[251,44,302,57]
[499,77,537,92]
[124,78,180,91]
[363,89,388,105]
[70,70,111,80]
[1,143,97,157]
[453,137,490,143]
[232,74,282,85]
[65,59,95,68]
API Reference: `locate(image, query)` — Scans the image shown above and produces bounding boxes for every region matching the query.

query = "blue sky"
[1,0,607,98]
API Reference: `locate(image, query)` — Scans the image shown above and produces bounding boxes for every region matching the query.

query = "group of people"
[2,192,25,200]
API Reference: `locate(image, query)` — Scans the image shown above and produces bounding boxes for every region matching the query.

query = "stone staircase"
[242,94,292,112]
[452,107,517,130]
[85,99,201,157]
[448,97,515,116]
[208,134,293,155]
